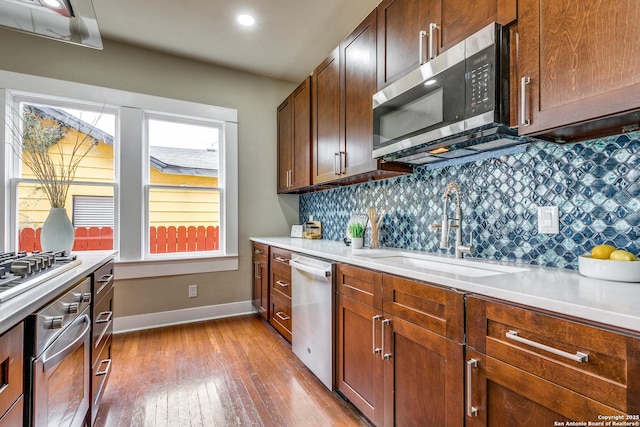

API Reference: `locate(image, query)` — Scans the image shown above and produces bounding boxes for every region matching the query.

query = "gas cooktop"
[0,251,82,302]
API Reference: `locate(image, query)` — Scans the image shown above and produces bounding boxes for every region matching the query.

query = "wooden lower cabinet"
[0,323,23,427]
[466,295,640,425]
[336,293,383,426]
[336,264,464,426]
[382,313,464,427]
[269,247,293,342]
[252,242,269,319]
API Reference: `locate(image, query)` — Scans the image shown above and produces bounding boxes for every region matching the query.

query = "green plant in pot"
[348,221,365,249]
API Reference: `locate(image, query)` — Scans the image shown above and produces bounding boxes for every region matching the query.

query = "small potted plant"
[348,221,365,249]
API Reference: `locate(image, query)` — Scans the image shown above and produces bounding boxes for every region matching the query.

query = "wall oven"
[26,277,92,427]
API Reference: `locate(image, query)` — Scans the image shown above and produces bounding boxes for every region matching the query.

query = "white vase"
[40,208,75,255]
[351,237,364,249]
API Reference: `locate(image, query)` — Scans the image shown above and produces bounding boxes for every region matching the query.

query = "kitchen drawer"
[270,292,292,342]
[93,260,114,299]
[252,242,269,262]
[271,268,291,299]
[0,395,22,427]
[91,335,112,424]
[382,274,464,343]
[270,247,292,272]
[0,322,23,418]
[336,263,383,309]
[467,296,640,413]
[93,284,114,367]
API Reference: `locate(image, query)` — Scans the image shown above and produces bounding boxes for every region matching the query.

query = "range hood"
[0,0,102,49]
[372,23,537,166]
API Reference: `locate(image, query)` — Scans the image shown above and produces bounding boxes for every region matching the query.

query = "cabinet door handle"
[418,30,427,64]
[520,76,531,126]
[334,152,340,175]
[428,22,438,60]
[381,318,392,360]
[372,315,382,355]
[275,311,290,321]
[339,151,346,174]
[506,330,589,363]
[275,280,290,288]
[466,359,479,417]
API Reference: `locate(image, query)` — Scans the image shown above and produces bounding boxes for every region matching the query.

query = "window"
[146,115,222,255]
[10,99,116,252]
[1,70,238,278]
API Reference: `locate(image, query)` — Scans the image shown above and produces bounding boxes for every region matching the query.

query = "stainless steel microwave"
[372,23,523,165]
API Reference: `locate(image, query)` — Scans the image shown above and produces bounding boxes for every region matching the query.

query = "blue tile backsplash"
[299,132,640,270]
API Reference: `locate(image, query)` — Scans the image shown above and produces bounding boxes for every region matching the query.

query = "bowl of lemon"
[578,244,640,282]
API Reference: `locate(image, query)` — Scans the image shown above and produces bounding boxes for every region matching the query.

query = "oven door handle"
[42,314,91,371]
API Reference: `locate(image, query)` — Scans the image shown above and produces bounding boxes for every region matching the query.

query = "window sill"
[115,255,238,280]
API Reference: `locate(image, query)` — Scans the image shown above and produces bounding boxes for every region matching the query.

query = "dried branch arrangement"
[7,105,99,208]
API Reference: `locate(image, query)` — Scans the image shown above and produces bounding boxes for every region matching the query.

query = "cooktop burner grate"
[0,251,82,302]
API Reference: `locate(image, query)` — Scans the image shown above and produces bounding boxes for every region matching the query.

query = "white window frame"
[0,70,239,279]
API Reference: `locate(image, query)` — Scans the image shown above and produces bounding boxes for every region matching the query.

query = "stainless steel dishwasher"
[289,254,335,390]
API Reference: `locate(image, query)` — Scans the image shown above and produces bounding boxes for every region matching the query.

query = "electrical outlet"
[537,205,559,234]
[188,284,198,298]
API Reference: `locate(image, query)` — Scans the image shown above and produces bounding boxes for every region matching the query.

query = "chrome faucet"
[430,182,474,258]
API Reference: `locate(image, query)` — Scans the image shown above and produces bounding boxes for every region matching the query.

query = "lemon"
[609,250,637,261]
[591,244,616,259]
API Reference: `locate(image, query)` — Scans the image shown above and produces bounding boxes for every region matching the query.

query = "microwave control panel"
[466,46,496,117]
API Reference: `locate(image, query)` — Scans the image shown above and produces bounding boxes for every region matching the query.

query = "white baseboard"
[113,300,256,334]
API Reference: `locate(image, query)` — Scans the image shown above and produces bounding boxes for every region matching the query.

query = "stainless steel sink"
[354,251,528,277]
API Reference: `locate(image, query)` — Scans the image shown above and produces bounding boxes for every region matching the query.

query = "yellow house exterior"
[18,108,219,230]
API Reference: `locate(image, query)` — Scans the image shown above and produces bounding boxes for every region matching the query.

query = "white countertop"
[251,237,640,335]
[0,250,116,336]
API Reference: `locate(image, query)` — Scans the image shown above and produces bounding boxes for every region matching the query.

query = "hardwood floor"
[94,315,371,427]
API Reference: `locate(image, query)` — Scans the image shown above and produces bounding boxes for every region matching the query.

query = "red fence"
[19,226,220,253]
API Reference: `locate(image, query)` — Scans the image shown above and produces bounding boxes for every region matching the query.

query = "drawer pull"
[506,330,588,363]
[275,280,290,288]
[466,359,479,417]
[275,312,290,321]
[98,274,113,283]
[96,311,113,324]
[96,359,112,376]
[275,256,289,263]
[254,249,264,255]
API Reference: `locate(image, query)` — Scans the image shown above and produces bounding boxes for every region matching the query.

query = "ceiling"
[91,0,381,83]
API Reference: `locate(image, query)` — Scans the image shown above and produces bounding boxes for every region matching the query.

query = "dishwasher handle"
[289,259,332,278]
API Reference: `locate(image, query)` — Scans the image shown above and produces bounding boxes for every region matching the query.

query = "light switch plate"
[537,205,559,234]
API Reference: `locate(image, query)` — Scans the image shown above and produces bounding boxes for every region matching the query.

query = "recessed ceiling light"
[237,14,255,26]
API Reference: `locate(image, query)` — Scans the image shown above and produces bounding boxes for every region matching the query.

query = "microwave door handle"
[42,314,90,371]
[419,30,427,64]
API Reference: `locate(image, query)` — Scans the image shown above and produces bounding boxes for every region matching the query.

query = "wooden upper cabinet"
[377,0,516,89]
[276,97,292,193]
[312,48,341,185]
[517,0,640,140]
[277,77,311,193]
[340,9,379,178]
[377,0,434,89]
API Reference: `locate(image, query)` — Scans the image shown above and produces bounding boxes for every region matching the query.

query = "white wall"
[0,28,300,317]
